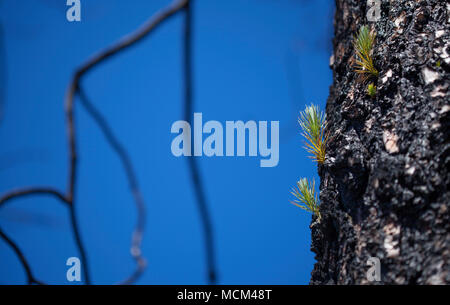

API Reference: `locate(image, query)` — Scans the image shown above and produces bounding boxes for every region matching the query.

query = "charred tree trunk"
[311,0,449,284]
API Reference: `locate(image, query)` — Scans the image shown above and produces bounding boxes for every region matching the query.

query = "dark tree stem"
[183,0,218,284]
[0,227,44,285]
[0,0,189,284]
[77,86,147,285]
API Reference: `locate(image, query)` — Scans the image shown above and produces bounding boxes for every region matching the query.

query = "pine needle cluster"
[290,178,320,221]
[290,104,328,221]
[298,104,328,164]
[353,25,378,78]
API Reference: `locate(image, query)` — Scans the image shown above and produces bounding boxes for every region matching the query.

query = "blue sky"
[0,0,333,284]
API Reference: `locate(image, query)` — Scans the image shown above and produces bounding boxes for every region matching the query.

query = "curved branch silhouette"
[0,227,45,285]
[77,86,146,285]
[182,0,217,284]
[0,0,189,285]
[0,0,217,285]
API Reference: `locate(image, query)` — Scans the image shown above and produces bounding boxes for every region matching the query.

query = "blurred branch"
[66,0,188,285]
[0,188,69,209]
[77,86,146,285]
[183,0,217,284]
[0,0,188,285]
[0,227,45,285]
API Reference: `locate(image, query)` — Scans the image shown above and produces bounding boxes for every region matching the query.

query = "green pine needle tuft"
[353,25,378,78]
[290,178,320,220]
[298,104,328,164]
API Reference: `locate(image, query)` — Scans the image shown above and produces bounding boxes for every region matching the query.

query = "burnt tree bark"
[311,0,449,284]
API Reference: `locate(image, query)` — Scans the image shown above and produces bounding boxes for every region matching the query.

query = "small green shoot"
[436,60,441,68]
[298,104,328,164]
[353,25,378,78]
[367,83,377,98]
[290,178,321,221]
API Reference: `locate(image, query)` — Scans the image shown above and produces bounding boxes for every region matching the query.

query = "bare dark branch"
[64,0,189,200]
[183,0,218,284]
[77,86,146,285]
[0,188,69,209]
[0,227,45,285]
[0,0,192,285]
[62,0,188,284]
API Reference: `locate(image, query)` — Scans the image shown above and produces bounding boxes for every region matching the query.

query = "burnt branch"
[0,0,189,285]
[77,86,146,285]
[0,188,69,209]
[63,0,188,285]
[0,227,45,285]
[183,0,217,284]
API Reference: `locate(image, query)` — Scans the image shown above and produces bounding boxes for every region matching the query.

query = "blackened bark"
[310,0,449,284]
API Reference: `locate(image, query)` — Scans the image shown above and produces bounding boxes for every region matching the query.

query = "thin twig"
[0,188,69,208]
[62,0,188,284]
[0,227,45,285]
[183,0,218,284]
[0,189,67,284]
[0,0,188,285]
[77,86,146,285]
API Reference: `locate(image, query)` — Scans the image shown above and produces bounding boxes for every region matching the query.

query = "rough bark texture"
[310,0,449,284]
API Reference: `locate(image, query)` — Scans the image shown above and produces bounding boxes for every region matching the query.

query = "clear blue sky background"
[0,0,333,284]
